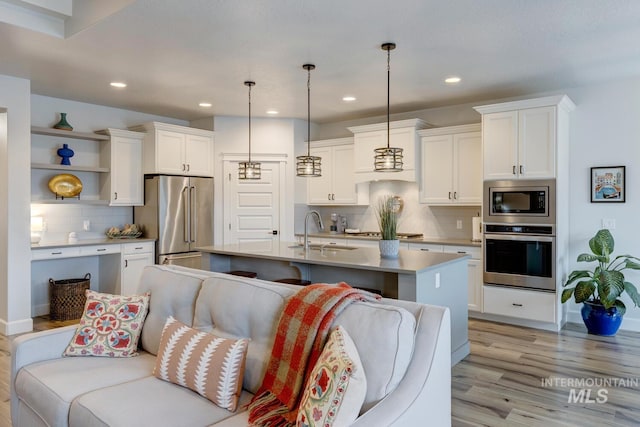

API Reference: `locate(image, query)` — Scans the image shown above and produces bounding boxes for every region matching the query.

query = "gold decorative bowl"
[48,174,83,198]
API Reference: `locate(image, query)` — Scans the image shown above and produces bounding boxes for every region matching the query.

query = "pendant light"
[374,42,403,172]
[238,81,261,180]
[296,63,321,177]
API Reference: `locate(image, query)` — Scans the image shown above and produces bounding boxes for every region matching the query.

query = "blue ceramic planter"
[581,301,623,336]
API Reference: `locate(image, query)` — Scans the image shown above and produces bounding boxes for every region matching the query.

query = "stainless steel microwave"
[483,179,555,225]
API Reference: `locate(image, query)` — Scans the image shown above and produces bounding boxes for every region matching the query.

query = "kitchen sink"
[288,244,356,251]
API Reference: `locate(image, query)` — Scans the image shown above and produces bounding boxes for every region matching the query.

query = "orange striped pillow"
[153,316,249,411]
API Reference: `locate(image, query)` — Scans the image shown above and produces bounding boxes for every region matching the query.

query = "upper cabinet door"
[156,130,186,175]
[331,144,357,204]
[518,106,556,179]
[184,134,214,177]
[482,111,519,180]
[421,135,455,204]
[306,146,333,204]
[110,134,143,206]
[454,132,482,204]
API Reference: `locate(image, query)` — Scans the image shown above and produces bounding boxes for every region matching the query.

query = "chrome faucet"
[304,210,324,251]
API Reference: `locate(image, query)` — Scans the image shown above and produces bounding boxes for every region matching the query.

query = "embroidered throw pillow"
[296,325,367,427]
[63,290,150,357]
[153,316,250,412]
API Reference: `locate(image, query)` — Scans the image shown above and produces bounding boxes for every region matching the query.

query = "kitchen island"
[197,241,470,364]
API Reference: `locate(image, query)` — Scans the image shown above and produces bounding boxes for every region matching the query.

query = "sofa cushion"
[297,325,367,427]
[154,316,249,411]
[138,265,208,355]
[63,290,150,357]
[69,376,254,427]
[334,300,416,412]
[193,275,296,394]
[14,352,156,427]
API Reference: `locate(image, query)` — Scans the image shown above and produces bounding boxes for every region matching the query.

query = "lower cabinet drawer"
[79,245,121,256]
[483,285,556,323]
[32,247,81,260]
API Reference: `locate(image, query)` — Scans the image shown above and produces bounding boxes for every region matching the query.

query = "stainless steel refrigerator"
[134,175,213,269]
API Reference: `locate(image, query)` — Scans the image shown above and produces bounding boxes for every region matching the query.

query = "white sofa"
[12,265,451,427]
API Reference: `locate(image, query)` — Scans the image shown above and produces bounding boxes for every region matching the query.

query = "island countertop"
[196,241,468,274]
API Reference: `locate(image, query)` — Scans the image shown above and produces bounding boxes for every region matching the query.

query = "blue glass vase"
[57,143,74,166]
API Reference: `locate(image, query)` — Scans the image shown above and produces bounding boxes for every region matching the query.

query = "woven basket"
[49,273,91,321]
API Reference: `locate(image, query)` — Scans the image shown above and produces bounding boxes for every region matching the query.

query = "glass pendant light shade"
[239,81,261,180]
[374,42,403,172]
[296,63,322,177]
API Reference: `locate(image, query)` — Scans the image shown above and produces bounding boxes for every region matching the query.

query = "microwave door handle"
[485,234,554,243]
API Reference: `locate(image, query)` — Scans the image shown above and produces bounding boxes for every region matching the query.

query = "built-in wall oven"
[483,179,556,291]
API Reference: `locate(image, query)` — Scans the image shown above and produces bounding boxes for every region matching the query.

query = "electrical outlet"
[456,220,462,229]
[435,272,441,288]
[602,218,616,230]
[83,220,91,231]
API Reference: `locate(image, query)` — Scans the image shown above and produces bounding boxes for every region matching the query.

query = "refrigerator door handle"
[183,186,190,243]
[190,186,197,243]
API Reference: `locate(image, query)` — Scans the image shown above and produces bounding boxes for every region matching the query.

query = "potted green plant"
[561,229,640,336]
[375,195,399,258]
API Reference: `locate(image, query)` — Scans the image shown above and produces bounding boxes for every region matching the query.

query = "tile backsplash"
[297,181,481,241]
[31,204,133,243]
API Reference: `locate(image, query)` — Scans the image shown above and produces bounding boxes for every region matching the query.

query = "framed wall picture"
[591,166,625,203]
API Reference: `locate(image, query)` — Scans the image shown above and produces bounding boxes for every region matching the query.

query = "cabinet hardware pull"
[187,164,190,172]
[328,193,331,200]
[182,164,186,171]
[453,191,457,199]
[332,194,335,200]
[512,303,523,307]
[512,165,516,175]
[114,192,118,200]
[135,247,143,250]
[420,248,429,251]
[125,260,128,268]
[97,248,106,252]
[457,251,466,254]
[51,251,62,255]
[520,165,524,174]
[448,192,452,199]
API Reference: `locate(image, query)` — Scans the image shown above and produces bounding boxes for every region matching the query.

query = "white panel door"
[156,130,185,174]
[482,111,518,180]
[454,132,482,204]
[518,106,556,179]
[185,134,213,177]
[421,135,454,204]
[224,161,281,245]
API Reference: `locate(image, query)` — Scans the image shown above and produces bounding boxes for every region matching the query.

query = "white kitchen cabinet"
[131,122,214,177]
[98,129,144,206]
[474,95,575,180]
[483,285,556,323]
[306,138,369,205]
[408,242,483,312]
[120,242,155,295]
[348,119,429,183]
[419,124,481,205]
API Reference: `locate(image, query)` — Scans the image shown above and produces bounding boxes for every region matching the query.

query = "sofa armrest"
[351,306,451,427]
[10,324,78,424]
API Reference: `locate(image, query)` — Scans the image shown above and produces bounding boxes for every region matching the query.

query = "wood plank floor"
[1,317,638,426]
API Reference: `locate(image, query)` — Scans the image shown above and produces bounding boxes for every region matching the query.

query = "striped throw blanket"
[248,282,379,426]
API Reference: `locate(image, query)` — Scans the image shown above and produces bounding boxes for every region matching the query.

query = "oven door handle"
[485,234,554,242]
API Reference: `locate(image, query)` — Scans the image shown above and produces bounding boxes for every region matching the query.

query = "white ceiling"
[2,0,640,123]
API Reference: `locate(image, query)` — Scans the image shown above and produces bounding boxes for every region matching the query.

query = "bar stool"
[225,270,258,279]
[274,278,311,286]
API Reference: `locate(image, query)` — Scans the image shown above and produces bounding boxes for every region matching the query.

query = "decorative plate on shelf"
[48,173,83,198]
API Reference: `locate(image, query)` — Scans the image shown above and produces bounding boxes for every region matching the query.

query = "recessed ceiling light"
[199,102,212,107]
[342,96,357,102]
[110,82,127,88]
[266,110,279,115]
[444,76,461,84]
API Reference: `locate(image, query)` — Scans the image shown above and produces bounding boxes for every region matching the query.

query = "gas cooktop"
[346,231,423,239]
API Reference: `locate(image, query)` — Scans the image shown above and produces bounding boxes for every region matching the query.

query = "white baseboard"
[0,317,34,336]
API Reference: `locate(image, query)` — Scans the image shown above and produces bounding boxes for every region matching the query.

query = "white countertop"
[297,232,482,247]
[197,241,469,274]
[32,237,155,249]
